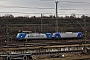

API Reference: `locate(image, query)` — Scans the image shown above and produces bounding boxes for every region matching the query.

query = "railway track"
[0,43,90,60]
[0,40,90,48]
[32,50,83,55]
[0,44,90,56]
[0,38,90,57]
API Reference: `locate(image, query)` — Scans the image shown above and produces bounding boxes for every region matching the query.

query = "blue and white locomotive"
[16,31,82,40]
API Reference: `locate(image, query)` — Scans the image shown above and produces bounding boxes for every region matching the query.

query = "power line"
[0,12,54,14]
[0,5,54,9]
[0,5,90,11]
[57,8,90,10]
[76,20,84,30]
[41,0,90,4]
[58,1,90,4]
[40,0,54,1]
[58,14,90,15]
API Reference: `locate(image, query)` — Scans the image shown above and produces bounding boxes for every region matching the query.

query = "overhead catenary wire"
[41,0,90,4]
[76,20,84,30]
[57,1,90,4]
[58,14,90,15]
[0,5,54,9]
[0,12,54,14]
[0,5,90,10]
[0,1,90,16]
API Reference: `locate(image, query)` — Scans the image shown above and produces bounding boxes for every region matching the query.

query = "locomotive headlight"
[79,35,81,37]
[21,36,22,37]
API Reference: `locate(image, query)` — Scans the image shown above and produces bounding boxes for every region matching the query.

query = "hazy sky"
[0,0,90,17]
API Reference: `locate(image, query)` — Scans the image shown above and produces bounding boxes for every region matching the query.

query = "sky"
[0,0,90,17]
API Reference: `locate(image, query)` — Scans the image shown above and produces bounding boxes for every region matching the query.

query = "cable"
[40,0,54,1]
[76,20,84,30]
[0,5,90,11]
[0,5,55,9]
[58,14,90,15]
[0,1,90,16]
[0,12,54,14]
[40,0,90,4]
[58,1,90,4]
[58,9,90,10]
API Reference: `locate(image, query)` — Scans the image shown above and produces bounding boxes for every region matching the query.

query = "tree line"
[0,14,90,25]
